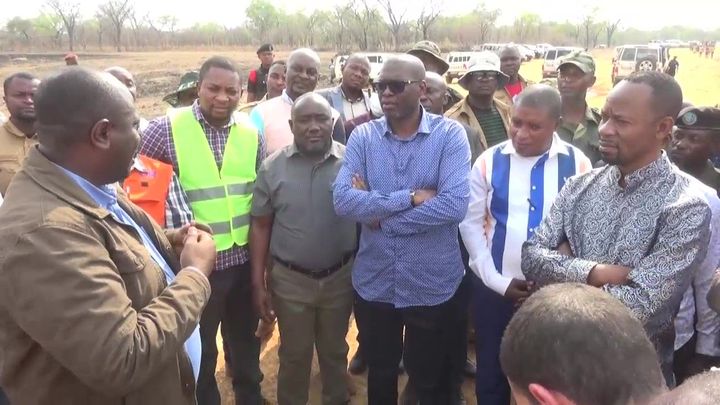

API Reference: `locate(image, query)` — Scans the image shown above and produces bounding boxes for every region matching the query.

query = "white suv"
[445,52,482,84]
[542,47,583,78]
[611,45,668,85]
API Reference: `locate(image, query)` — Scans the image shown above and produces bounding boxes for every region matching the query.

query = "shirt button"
[530,207,535,211]
[531,186,536,190]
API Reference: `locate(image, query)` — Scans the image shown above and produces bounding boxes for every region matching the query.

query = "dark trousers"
[473,277,514,405]
[197,264,263,405]
[450,273,472,391]
[673,333,720,385]
[0,388,9,405]
[356,284,466,405]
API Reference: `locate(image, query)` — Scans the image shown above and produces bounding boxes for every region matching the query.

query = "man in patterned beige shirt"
[522,72,711,386]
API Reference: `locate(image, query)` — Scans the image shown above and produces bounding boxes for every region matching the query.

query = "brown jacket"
[445,97,512,149]
[0,119,36,195]
[0,147,211,405]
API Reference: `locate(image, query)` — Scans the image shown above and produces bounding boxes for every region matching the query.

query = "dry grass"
[1,47,718,404]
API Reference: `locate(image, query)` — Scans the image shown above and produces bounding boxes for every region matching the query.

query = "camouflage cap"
[407,40,450,75]
[676,106,720,131]
[557,50,596,74]
[162,71,199,106]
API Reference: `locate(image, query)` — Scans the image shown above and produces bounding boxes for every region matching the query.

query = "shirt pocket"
[0,155,21,193]
[109,244,163,309]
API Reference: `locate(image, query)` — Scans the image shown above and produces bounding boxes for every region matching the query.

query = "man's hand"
[252,285,276,323]
[169,221,214,256]
[179,227,217,278]
[587,264,631,287]
[412,189,437,206]
[352,174,368,191]
[504,278,535,302]
[557,241,574,257]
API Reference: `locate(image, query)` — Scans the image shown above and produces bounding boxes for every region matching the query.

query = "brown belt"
[273,252,355,280]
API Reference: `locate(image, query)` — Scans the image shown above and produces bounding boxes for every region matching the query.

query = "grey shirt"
[251,141,357,270]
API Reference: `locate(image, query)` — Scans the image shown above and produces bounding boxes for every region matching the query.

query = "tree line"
[1,0,718,53]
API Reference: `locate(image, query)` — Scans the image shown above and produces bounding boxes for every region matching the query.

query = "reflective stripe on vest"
[170,107,258,251]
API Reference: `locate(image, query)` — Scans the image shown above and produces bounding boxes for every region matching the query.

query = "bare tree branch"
[98,0,132,52]
[46,0,80,51]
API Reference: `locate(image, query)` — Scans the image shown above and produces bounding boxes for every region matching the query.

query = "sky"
[4,0,720,31]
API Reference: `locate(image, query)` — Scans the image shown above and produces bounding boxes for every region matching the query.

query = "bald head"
[379,55,426,82]
[424,72,446,91]
[515,84,562,121]
[291,92,332,119]
[35,67,136,149]
[650,371,720,405]
[500,46,521,59]
[105,66,137,101]
[286,48,321,99]
[421,72,447,115]
[290,92,334,156]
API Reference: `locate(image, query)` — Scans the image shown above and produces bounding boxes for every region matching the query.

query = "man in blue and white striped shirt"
[460,85,591,405]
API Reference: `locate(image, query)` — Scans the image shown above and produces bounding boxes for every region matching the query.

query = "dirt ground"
[1,47,719,404]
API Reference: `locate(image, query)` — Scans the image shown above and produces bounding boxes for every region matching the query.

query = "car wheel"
[636,57,657,72]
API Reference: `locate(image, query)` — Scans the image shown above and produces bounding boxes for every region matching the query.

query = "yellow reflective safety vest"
[170,107,258,251]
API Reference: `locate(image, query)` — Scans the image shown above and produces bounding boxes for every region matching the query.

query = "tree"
[348,0,376,51]
[474,4,501,44]
[46,0,80,51]
[605,19,621,47]
[377,0,407,50]
[33,13,65,47]
[245,0,279,40]
[98,0,132,51]
[6,17,34,42]
[513,13,540,43]
[415,2,441,40]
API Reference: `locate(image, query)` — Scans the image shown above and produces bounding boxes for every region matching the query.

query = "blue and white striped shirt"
[333,109,471,308]
[460,135,591,295]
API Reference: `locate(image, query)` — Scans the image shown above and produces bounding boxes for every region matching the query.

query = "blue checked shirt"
[333,109,471,308]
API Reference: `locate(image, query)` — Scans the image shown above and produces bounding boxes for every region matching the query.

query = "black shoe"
[348,349,367,375]
[463,357,476,377]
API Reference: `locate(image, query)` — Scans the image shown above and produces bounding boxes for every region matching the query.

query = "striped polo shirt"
[459,134,592,295]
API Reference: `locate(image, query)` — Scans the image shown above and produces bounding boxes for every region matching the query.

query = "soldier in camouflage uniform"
[407,41,463,112]
[556,50,603,165]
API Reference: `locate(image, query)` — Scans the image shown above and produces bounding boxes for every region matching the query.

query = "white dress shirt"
[674,176,720,356]
[460,134,591,295]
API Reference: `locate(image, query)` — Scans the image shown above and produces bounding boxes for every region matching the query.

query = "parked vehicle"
[357,52,397,84]
[542,46,583,78]
[446,51,482,84]
[611,45,669,85]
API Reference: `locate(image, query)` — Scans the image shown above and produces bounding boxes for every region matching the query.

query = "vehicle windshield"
[637,49,658,59]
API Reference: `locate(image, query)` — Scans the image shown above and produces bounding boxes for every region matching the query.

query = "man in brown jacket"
[0,68,217,405]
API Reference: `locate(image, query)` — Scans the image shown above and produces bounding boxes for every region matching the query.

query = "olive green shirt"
[251,141,356,270]
[557,105,602,165]
[0,119,37,195]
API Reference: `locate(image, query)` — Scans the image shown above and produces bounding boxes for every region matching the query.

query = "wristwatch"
[410,190,416,207]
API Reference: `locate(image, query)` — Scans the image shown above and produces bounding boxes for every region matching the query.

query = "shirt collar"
[281,90,294,106]
[380,106,431,139]
[53,163,118,209]
[610,152,672,191]
[191,100,236,129]
[500,133,569,158]
[3,119,33,139]
[584,105,600,124]
[285,141,343,161]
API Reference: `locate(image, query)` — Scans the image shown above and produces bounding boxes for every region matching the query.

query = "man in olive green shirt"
[0,72,40,195]
[249,93,356,405]
[556,51,603,165]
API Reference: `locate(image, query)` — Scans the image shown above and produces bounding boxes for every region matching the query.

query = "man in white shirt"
[460,85,591,405]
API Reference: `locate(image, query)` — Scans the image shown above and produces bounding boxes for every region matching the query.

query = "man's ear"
[528,383,576,405]
[656,116,676,143]
[89,119,112,150]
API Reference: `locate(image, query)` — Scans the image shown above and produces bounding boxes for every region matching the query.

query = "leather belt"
[273,252,354,280]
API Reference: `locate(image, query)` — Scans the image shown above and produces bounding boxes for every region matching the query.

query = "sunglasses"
[468,71,499,80]
[373,80,421,94]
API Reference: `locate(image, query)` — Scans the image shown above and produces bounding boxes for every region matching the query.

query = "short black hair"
[500,283,664,405]
[34,67,133,148]
[3,72,37,95]
[515,84,562,121]
[625,71,683,119]
[198,56,240,84]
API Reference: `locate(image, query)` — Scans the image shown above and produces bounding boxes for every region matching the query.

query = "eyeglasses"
[468,71,499,81]
[373,80,421,94]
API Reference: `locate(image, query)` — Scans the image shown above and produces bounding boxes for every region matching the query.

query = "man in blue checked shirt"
[333,54,471,405]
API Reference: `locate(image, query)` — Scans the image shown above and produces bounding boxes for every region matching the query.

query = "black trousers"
[0,388,8,405]
[355,282,468,405]
[196,264,263,405]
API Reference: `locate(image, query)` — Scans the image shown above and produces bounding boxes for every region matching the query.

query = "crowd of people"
[0,39,719,405]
